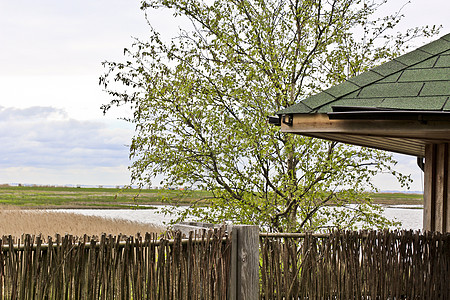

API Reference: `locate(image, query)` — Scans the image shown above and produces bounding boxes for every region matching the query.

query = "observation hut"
[272,33,450,232]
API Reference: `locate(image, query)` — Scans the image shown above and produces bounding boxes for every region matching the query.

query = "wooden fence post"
[174,222,260,299]
[228,225,259,300]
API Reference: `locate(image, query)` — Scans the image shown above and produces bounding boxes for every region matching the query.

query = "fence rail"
[2,236,230,251]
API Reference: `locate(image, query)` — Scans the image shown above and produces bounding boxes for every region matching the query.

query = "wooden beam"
[282,114,450,142]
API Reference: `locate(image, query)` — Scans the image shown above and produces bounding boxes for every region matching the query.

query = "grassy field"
[0,185,423,209]
[0,185,423,238]
[369,192,423,205]
[0,185,211,209]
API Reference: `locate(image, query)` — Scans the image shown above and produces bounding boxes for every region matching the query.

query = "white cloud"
[0,75,133,121]
[0,166,131,186]
[0,106,133,184]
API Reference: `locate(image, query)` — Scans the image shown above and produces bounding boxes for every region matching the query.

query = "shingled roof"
[277,33,450,157]
[278,33,450,115]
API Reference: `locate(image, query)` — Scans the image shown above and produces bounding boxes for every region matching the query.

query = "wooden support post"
[424,143,450,232]
[228,225,259,300]
[424,144,436,231]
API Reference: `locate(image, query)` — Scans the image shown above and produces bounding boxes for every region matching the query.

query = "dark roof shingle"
[278,33,450,115]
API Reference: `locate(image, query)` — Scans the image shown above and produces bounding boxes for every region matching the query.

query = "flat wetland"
[0,185,179,237]
[0,185,210,209]
[0,185,423,209]
[0,185,422,237]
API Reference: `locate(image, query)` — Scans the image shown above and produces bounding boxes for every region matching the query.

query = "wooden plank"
[423,143,450,232]
[228,226,238,300]
[281,114,450,156]
[229,225,259,300]
[435,144,447,232]
[424,144,437,231]
[283,114,450,140]
[446,148,450,232]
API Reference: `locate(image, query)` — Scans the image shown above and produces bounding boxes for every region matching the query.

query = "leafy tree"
[100,0,437,232]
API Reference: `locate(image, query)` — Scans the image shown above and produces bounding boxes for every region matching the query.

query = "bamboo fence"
[0,228,232,300]
[260,230,450,299]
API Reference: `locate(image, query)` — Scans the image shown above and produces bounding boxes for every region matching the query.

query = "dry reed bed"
[0,207,162,238]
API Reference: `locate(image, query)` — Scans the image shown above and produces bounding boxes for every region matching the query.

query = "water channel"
[49,204,424,230]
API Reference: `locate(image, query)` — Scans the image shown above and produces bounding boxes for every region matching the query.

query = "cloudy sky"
[0,0,449,189]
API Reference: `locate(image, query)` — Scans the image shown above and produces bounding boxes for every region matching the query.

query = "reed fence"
[260,230,450,299]
[0,228,232,300]
[1,228,449,299]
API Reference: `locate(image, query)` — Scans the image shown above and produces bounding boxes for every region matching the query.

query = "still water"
[50,205,424,230]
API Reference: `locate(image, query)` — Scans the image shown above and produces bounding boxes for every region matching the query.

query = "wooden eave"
[281,114,450,157]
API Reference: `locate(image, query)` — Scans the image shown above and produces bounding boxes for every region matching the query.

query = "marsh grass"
[0,185,422,209]
[369,192,423,205]
[0,185,211,208]
[0,206,163,238]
